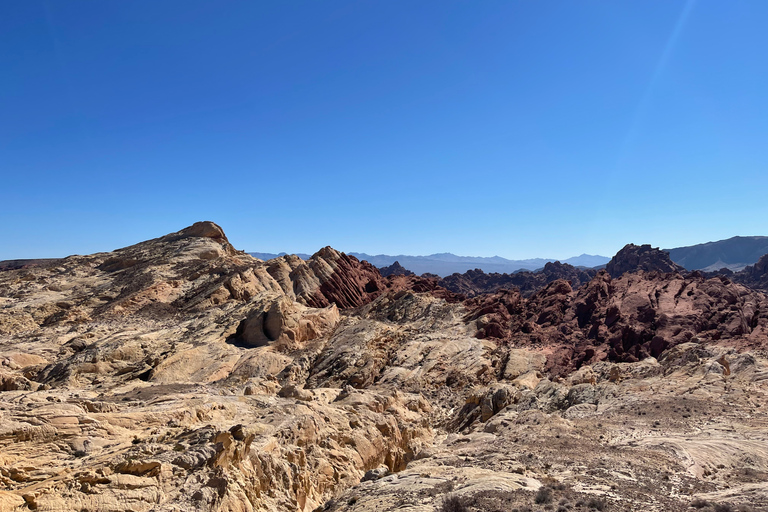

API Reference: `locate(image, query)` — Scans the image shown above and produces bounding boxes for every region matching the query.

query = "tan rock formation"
[1,223,767,511]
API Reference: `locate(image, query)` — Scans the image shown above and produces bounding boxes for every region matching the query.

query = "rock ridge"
[605,243,685,278]
[2,222,768,511]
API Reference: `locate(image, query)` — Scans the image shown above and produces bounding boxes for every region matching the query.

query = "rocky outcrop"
[466,269,768,375]
[234,297,340,350]
[0,223,437,511]
[378,261,415,277]
[439,261,596,297]
[3,222,768,511]
[299,247,388,309]
[605,244,684,278]
[463,288,525,340]
[734,253,768,292]
[163,220,232,245]
[385,274,465,304]
[326,342,768,512]
[0,259,61,271]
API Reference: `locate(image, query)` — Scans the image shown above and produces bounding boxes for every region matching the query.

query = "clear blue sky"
[2,1,767,260]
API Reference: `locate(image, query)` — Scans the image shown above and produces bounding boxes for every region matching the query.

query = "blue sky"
[2,1,767,260]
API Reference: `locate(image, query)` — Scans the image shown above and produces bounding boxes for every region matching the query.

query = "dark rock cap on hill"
[378,261,415,277]
[605,244,684,278]
[437,261,596,298]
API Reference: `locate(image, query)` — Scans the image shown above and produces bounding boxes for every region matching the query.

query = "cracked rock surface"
[1,222,767,512]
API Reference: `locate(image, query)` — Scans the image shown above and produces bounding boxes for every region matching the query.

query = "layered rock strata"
[1,223,768,511]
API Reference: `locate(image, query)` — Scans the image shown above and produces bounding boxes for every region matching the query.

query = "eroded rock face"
[0,224,439,512]
[465,269,768,375]
[0,259,61,271]
[385,274,465,304]
[236,297,340,350]
[330,343,768,512]
[168,220,230,242]
[605,243,684,278]
[297,247,389,309]
[735,253,768,292]
[3,223,768,512]
[378,261,415,277]
[439,261,596,298]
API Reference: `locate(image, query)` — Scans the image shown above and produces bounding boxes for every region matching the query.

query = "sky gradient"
[2,1,767,260]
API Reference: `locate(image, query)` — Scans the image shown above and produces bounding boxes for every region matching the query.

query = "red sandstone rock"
[300,247,389,309]
[605,243,684,278]
[464,269,768,375]
[734,253,768,292]
[439,262,596,298]
[378,261,415,277]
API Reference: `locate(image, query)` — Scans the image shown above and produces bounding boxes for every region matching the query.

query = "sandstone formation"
[605,244,685,278]
[384,274,464,304]
[1,223,767,511]
[466,270,768,375]
[438,261,597,298]
[734,253,768,293]
[378,261,415,277]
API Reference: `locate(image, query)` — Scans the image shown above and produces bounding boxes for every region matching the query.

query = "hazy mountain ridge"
[250,251,312,261]
[246,235,768,278]
[666,236,768,272]
[350,252,610,276]
[248,251,609,277]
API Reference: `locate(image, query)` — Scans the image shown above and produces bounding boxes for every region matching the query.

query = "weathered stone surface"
[605,243,685,278]
[378,261,415,277]
[439,261,597,298]
[236,296,340,349]
[734,252,768,292]
[465,269,768,375]
[2,223,768,511]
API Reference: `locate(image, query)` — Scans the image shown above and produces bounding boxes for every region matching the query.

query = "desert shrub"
[693,503,754,512]
[440,494,468,512]
[535,486,553,504]
[586,497,606,511]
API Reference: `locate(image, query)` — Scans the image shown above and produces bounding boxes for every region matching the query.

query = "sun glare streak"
[616,0,697,169]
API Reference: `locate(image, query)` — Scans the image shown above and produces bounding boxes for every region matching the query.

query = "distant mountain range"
[347,252,610,276]
[665,236,768,272]
[250,251,313,261]
[249,251,609,277]
[248,236,768,277]
[3,236,765,280]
